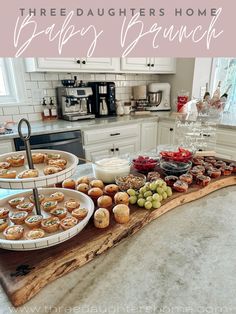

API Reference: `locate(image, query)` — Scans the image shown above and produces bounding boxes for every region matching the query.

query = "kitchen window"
[0,58,26,105]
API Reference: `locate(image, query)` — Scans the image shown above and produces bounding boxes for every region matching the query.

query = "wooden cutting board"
[0,175,236,307]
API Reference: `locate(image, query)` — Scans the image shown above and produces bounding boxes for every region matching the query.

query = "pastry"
[104,184,119,198]
[50,207,67,220]
[25,228,45,240]
[0,218,8,232]
[214,161,226,169]
[114,192,129,205]
[64,199,80,212]
[45,153,61,163]
[97,195,113,211]
[94,208,110,229]
[43,165,63,175]
[49,191,65,202]
[192,157,204,166]
[62,178,76,189]
[164,175,178,187]
[0,169,17,178]
[0,207,9,219]
[0,161,11,169]
[6,154,24,167]
[60,217,78,230]
[32,153,45,164]
[229,163,236,173]
[204,157,216,164]
[113,204,130,224]
[192,165,205,173]
[221,166,233,176]
[146,172,160,182]
[41,200,58,212]
[203,162,214,171]
[8,197,25,208]
[29,194,45,204]
[48,159,67,169]
[207,167,221,178]
[9,211,28,224]
[71,208,88,220]
[173,180,188,192]
[18,169,39,179]
[76,176,90,185]
[25,215,43,229]
[41,217,60,233]
[88,187,104,203]
[3,225,24,240]
[90,179,104,189]
[190,168,204,178]
[196,175,211,187]
[76,183,90,194]
[179,173,193,184]
[16,202,34,213]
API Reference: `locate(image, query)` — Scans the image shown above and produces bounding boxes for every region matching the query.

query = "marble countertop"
[1,111,236,141]
[1,163,236,312]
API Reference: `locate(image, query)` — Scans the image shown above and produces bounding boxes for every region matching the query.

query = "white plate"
[0,150,78,189]
[0,188,94,251]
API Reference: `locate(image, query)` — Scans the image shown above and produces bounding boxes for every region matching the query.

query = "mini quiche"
[6,154,24,167]
[29,194,45,204]
[8,197,25,208]
[49,191,65,202]
[41,217,60,233]
[50,207,67,220]
[0,207,9,219]
[3,225,24,240]
[60,217,78,230]
[48,159,67,169]
[41,200,58,212]
[0,218,9,232]
[25,229,45,240]
[0,161,11,169]
[43,166,63,175]
[25,215,43,229]
[64,199,80,212]
[32,153,45,164]
[9,211,28,225]
[71,208,88,220]
[0,169,17,179]
[16,202,34,213]
[45,153,61,163]
[18,169,39,179]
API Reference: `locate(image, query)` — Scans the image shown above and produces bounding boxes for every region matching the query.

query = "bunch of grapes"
[127,179,172,210]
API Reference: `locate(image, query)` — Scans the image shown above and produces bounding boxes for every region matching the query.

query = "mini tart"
[203,162,214,171]
[192,157,204,166]
[41,200,58,212]
[48,159,67,169]
[25,215,43,229]
[229,163,236,173]
[50,207,67,220]
[173,180,188,192]
[196,175,211,187]
[18,169,39,179]
[3,225,24,240]
[0,161,11,169]
[25,228,45,240]
[16,202,34,213]
[204,157,216,164]
[0,169,17,179]
[221,166,233,176]
[45,153,61,162]
[6,154,24,167]
[113,204,130,224]
[8,197,25,208]
[164,175,178,187]
[0,207,9,219]
[214,161,226,169]
[71,208,88,220]
[60,216,78,230]
[32,153,45,164]
[104,184,119,198]
[9,211,28,225]
[192,165,205,173]
[207,167,221,178]
[64,199,80,212]
[43,166,62,175]
[41,217,60,233]
[190,168,203,178]
[29,194,45,204]
[49,191,65,202]
[179,173,193,184]
[94,208,110,229]
[0,218,9,232]
[62,178,76,189]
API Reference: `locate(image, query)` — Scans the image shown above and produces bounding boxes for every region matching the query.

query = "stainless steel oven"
[14,130,85,163]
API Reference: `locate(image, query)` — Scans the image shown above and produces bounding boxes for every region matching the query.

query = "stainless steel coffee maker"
[56,87,95,121]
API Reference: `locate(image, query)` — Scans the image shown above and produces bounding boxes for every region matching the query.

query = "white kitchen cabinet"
[141,122,158,151]
[0,140,15,154]
[25,58,120,72]
[114,138,140,156]
[84,142,114,161]
[157,121,175,146]
[121,58,176,73]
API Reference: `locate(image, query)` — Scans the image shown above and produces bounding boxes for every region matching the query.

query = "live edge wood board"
[0,175,236,307]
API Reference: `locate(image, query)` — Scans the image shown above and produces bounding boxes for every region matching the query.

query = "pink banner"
[0,0,235,57]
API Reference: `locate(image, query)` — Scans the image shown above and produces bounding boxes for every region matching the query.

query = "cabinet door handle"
[151,64,154,67]
[82,60,86,65]
[76,59,80,64]
[170,128,174,131]
[115,148,119,151]
[111,148,114,152]
[147,63,151,67]
[203,134,210,137]
[110,133,120,136]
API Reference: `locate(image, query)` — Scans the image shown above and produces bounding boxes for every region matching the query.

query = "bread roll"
[94,208,110,228]
[113,204,130,224]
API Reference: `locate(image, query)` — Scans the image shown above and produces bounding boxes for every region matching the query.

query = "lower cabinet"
[141,122,157,151]
[0,140,15,154]
[157,121,175,146]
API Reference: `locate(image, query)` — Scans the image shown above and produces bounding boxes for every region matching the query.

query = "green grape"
[144,201,152,210]
[144,191,152,198]
[129,196,137,204]
[152,193,160,201]
[162,185,168,192]
[158,194,163,202]
[152,200,162,209]
[138,193,144,199]
[137,198,145,207]
[162,192,168,200]
[166,186,172,197]
[127,189,136,196]
[146,196,153,202]
[145,182,150,189]
[139,187,146,194]
[162,181,167,188]
[155,179,163,186]
[156,187,164,194]
[149,182,157,191]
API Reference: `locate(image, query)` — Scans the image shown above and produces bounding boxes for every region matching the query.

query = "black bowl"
[61,80,75,87]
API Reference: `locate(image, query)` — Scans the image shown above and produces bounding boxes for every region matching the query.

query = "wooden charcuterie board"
[0,174,236,307]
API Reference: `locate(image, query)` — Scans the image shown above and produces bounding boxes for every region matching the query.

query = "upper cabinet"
[25,57,176,74]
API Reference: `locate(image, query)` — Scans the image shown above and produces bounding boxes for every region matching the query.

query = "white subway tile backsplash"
[52,81,62,88]
[38,81,53,89]
[0,107,3,115]
[0,115,12,122]
[25,81,38,89]
[30,73,45,81]
[33,105,42,113]
[45,73,59,81]
[45,89,56,97]
[3,106,20,115]
[19,106,34,114]
[95,74,106,81]
[105,74,116,81]
[13,114,29,122]
[24,72,30,81]
[83,74,95,81]
[27,113,42,122]
[59,73,72,80]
